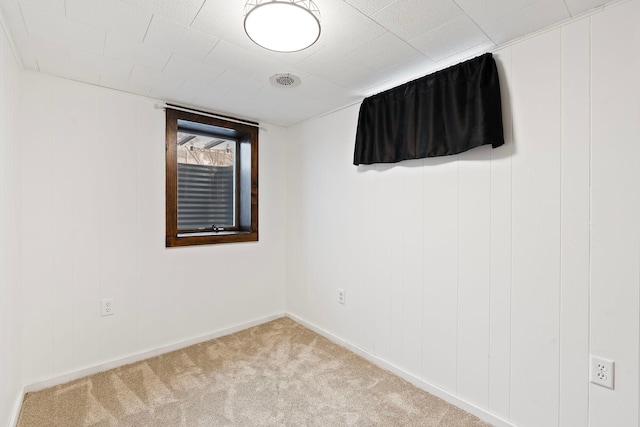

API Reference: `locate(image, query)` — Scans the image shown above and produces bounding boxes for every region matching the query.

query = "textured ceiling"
[0,0,613,126]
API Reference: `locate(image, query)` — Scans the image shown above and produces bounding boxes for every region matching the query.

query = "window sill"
[166,231,258,247]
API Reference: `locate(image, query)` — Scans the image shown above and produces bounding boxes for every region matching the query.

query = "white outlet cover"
[101,298,114,317]
[590,355,614,389]
[338,289,345,305]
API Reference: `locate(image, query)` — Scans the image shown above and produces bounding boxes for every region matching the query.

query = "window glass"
[176,124,237,231]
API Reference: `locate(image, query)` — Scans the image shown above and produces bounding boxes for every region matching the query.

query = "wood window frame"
[165,107,258,247]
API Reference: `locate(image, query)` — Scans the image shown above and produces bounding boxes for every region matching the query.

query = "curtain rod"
[155,103,262,129]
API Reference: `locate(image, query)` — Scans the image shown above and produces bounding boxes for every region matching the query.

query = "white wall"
[0,16,22,427]
[4,1,639,426]
[286,1,640,426]
[18,73,288,386]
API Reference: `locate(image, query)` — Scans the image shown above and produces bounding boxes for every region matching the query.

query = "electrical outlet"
[590,355,614,389]
[338,289,345,305]
[101,298,114,317]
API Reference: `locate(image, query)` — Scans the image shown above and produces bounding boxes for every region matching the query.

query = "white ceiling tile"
[297,48,363,80]
[293,74,360,107]
[146,85,187,104]
[320,2,387,55]
[342,0,397,15]
[332,64,383,92]
[275,93,335,119]
[251,84,306,108]
[199,92,271,122]
[409,15,494,61]
[0,0,620,127]
[335,54,438,95]
[188,96,260,121]
[263,45,323,67]
[367,54,438,92]
[21,5,105,55]
[32,48,130,88]
[1,1,28,35]
[564,0,606,16]
[179,80,228,103]
[65,68,102,86]
[148,84,194,105]
[68,49,133,82]
[19,0,64,15]
[455,0,536,23]
[191,92,266,121]
[12,32,69,71]
[248,59,305,86]
[372,0,463,40]
[474,0,571,44]
[431,43,495,70]
[163,54,224,86]
[189,97,238,118]
[104,33,171,71]
[312,0,353,17]
[65,0,152,43]
[144,14,219,61]
[203,40,270,76]
[35,57,69,78]
[99,74,152,97]
[214,71,267,96]
[345,32,423,72]
[121,0,204,27]
[129,64,185,92]
[190,1,254,49]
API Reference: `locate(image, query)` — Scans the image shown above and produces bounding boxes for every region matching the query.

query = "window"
[166,107,258,246]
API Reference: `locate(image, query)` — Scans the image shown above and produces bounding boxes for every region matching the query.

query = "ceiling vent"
[270,73,301,88]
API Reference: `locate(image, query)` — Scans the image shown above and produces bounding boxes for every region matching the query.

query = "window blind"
[177,163,234,230]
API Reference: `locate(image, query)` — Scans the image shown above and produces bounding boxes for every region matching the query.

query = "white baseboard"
[23,312,285,394]
[286,313,515,427]
[9,385,25,427]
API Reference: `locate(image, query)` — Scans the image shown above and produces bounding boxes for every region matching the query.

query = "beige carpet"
[17,317,492,426]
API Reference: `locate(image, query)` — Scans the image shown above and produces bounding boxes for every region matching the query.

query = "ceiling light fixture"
[243,0,321,53]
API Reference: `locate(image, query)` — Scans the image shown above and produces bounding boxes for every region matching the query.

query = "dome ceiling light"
[243,0,321,53]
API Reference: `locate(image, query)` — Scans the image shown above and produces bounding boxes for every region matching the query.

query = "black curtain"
[353,53,504,165]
